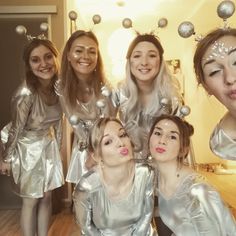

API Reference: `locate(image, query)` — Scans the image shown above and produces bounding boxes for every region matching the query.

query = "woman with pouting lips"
[194,28,236,160]
[73,117,156,236]
[148,114,236,235]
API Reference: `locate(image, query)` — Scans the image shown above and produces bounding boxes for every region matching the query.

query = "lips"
[155,147,166,153]
[228,90,236,99]
[120,147,129,156]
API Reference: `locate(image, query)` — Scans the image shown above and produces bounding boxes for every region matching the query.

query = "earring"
[100,159,104,169]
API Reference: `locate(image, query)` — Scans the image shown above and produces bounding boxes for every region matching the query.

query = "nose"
[40,59,47,67]
[224,68,236,86]
[158,135,167,145]
[115,137,124,147]
[82,49,89,59]
[141,56,148,66]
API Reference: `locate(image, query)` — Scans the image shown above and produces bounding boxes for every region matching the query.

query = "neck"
[136,80,153,94]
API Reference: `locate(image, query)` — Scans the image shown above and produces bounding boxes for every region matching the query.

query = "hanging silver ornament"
[180,105,191,117]
[40,23,48,32]
[217,0,235,20]
[178,21,195,38]
[122,18,132,28]
[96,99,105,108]
[69,115,80,125]
[160,97,169,108]
[158,18,168,28]
[101,86,111,97]
[69,11,78,21]
[15,25,27,35]
[92,14,101,24]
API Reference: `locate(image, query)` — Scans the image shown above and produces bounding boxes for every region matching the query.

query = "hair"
[122,34,182,122]
[148,114,194,165]
[88,117,125,160]
[23,38,59,91]
[194,28,236,89]
[60,30,106,109]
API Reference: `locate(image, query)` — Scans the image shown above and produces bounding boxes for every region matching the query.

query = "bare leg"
[21,197,38,236]
[37,191,52,236]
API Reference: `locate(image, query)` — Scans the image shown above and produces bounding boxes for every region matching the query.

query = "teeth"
[139,69,150,73]
[79,62,90,66]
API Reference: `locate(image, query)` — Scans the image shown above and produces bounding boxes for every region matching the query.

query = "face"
[149,119,180,163]
[67,36,98,78]
[130,41,161,85]
[100,121,133,167]
[202,35,236,112]
[29,45,57,80]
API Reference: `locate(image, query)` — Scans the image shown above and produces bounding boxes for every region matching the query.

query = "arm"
[73,175,101,236]
[132,168,155,236]
[190,182,236,235]
[3,86,33,162]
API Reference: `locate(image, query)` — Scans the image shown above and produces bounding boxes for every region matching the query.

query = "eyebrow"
[154,126,180,135]
[75,44,96,50]
[101,127,124,140]
[228,47,236,55]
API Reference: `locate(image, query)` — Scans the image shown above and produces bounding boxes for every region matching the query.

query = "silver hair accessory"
[15,23,49,40]
[178,0,235,40]
[122,17,168,33]
[68,10,102,35]
[203,41,235,61]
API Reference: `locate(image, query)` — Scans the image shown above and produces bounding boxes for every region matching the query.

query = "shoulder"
[74,170,102,193]
[135,164,154,181]
[12,82,34,106]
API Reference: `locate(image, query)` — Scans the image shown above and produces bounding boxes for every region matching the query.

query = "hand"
[0,161,11,176]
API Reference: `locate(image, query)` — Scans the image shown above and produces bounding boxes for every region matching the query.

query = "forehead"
[132,41,159,52]
[104,121,122,134]
[71,36,98,48]
[30,45,51,56]
[154,119,179,132]
[202,35,236,60]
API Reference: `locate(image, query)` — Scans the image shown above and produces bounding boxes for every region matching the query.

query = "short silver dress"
[56,80,116,184]
[2,82,64,198]
[210,121,236,161]
[157,173,236,236]
[73,164,156,236]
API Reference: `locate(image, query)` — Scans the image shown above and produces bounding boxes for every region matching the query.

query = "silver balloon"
[122,18,132,28]
[92,14,101,24]
[15,25,27,35]
[69,10,78,21]
[178,21,195,38]
[69,115,80,125]
[217,0,235,19]
[180,105,191,117]
[158,18,168,28]
[40,22,48,32]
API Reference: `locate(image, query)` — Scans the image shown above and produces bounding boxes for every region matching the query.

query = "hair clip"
[178,0,235,40]
[68,10,102,35]
[15,23,49,41]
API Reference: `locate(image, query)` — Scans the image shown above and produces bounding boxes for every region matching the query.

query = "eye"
[89,49,97,55]
[209,69,221,77]
[119,131,128,138]
[154,131,161,136]
[170,135,177,140]
[45,53,53,60]
[149,53,157,58]
[103,139,112,146]
[232,61,236,66]
[30,57,40,63]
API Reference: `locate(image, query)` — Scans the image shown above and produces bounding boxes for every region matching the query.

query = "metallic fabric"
[56,80,117,184]
[157,173,236,236]
[73,164,157,236]
[1,82,64,198]
[210,123,236,160]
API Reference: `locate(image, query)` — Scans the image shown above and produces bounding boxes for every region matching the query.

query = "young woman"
[194,28,236,160]
[148,114,236,235]
[57,30,116,184]
[113,33,182,159]
[1,38,64,236]
[73,117,156,235]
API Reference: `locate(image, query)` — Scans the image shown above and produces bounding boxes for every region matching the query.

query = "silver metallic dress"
[210,122,236,161]
[73,164,156,236]
[1,82,64,198]
[157,173,236,236]
[56,80,117,183]
[112,82,180,158]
